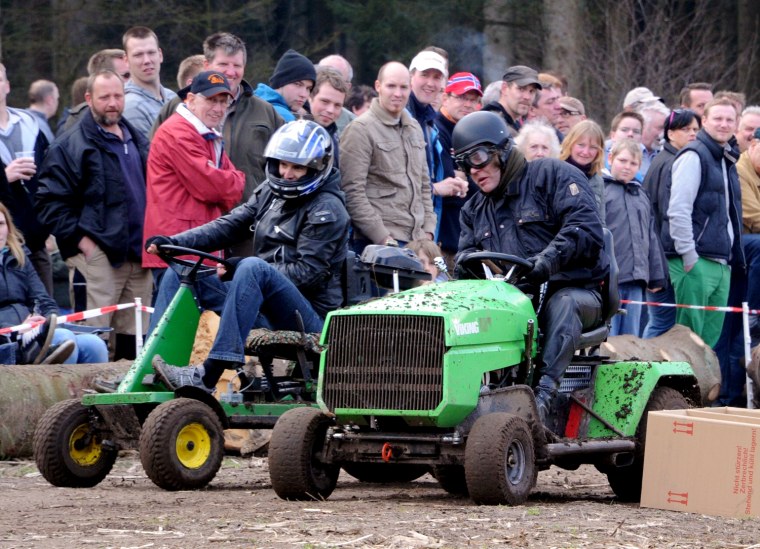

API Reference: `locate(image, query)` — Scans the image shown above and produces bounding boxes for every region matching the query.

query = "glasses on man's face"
[617,126,642,135]
[455,146,497,171]
[560,109,581,117]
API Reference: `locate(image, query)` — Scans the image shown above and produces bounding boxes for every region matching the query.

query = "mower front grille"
[322,314,446,411]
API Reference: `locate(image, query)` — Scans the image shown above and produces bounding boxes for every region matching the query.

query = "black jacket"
[482,101,521,137]
[36,110,150,265]
[169,169,350,318]
[459,158,608,287]
[0,248,57,328]
[642,141,678,244]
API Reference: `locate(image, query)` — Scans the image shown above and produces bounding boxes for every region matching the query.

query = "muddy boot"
[534,375,558,424]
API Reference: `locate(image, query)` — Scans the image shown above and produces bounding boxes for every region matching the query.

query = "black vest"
[662,130,743,265]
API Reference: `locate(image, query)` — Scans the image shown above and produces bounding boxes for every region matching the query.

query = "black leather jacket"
[170,169,350,318]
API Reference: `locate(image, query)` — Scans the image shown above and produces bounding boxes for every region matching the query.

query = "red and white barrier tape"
[0,302,154,336]
[620,299,760,315]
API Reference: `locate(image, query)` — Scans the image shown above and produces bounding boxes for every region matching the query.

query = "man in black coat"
[453,111,608,421]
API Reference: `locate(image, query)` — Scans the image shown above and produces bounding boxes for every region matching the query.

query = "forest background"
[1,0,759,128]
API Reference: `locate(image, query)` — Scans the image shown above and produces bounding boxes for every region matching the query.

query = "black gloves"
[145,235,175,251]
[525,255,552,285]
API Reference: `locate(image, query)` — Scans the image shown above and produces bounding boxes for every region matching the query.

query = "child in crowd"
[406,240,450,283]
[604,139,668,337]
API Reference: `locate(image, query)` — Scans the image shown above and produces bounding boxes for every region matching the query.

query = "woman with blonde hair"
[0,203,107,364]
[559,119,606,223]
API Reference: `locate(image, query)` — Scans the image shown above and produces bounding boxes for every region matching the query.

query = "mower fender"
[175,386,230,429]
[457,386,544,444]
[588,361,698,437]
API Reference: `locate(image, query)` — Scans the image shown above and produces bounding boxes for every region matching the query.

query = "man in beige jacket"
[339,61,436,252]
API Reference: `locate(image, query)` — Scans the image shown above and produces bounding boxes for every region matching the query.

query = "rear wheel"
[33,399,117,488]
[139,398,224,491]
[465,413,536,505]
[606,386,690,502]
[342,463,428,484]
[269,407,339,500]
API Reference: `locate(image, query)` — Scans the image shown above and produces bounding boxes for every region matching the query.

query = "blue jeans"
[610,282,644,337]
[150,258,324,364]
[642,284,677,338]
[52,328,109,364]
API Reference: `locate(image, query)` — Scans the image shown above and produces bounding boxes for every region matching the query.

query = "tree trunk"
[542,0,583,94]
[0,361,132,458]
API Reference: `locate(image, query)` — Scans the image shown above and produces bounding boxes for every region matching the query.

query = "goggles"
[455,146,497,171]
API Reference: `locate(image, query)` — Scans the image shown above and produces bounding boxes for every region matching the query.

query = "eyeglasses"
[454,146,497,171]
[617,126,642,135]
[560,109,581,117]
[203,95,233,108]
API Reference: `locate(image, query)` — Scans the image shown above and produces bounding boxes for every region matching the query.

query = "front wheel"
[33,399,117,488]
[139,398,225,491]
[465,413,537,505]
[606,386,690,502]
[269,407,339,500]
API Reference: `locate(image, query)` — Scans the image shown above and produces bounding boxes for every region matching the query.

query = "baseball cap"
[409,51,447,76]
[502,65,542,89]
[559,96,585,116]
[445,72,482,96]
[179,71,232,99]
[623,87,662,109]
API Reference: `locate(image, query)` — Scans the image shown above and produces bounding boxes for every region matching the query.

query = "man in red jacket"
[142,71,245,289]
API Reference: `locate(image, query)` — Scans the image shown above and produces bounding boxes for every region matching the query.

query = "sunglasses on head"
[454,145,497,171]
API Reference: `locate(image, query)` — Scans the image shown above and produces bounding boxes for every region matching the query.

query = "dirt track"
[1,452,758,549]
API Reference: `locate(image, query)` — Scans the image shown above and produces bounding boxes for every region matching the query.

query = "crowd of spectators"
[2,26,759,407]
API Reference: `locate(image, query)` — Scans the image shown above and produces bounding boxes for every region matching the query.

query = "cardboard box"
[641,407,760,518]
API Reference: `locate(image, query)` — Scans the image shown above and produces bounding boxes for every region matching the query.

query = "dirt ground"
[1,452,758,549]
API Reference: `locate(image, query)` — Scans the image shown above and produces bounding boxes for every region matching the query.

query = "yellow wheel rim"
[176,422,211,469]
[68,424,102,466]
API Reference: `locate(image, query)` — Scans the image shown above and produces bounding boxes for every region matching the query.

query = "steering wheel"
[157,244,233,281]
[455,251,533,283]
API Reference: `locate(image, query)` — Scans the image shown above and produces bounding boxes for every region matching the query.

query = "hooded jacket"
[604,176,668,288]
[0,248,57,328]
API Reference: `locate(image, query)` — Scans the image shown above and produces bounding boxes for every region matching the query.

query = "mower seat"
[577,228,619,350]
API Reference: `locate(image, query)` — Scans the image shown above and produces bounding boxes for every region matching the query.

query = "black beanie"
[269,49,316,89]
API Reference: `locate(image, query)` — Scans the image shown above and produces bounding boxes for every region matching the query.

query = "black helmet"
[265,120,334,199]
[451,111,512,172]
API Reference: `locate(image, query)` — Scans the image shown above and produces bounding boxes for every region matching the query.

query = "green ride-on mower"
[33,244,430,491]
[267,231,701,505]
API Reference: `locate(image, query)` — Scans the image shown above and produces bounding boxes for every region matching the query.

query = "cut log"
[601,324,721,405]
[0,361,131,458]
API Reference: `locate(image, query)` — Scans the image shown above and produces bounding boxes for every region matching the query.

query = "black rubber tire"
[342,463,429,484]
[432,464,469,495]
[606,386,690,502]
[33,398,117,488]
[465,413,537,505]
[269,407,339,500]
[139,398,224,491]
